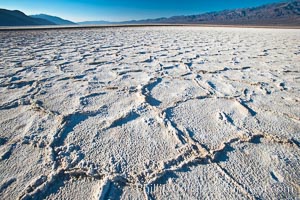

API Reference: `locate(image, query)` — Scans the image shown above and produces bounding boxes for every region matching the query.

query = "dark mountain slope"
[0,9,55,26]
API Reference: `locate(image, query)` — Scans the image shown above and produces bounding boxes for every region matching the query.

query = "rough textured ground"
[0,27,299,199]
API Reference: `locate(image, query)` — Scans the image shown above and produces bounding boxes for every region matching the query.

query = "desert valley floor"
[0,27,299,199]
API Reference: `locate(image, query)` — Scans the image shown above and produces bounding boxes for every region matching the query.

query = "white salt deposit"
[0,27,299,199]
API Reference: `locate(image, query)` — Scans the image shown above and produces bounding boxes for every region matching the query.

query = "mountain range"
[0,0,299,26]
[0,9,56,26]
[127,0,299,26]
[30,14,76,25]
[77,20,111,25]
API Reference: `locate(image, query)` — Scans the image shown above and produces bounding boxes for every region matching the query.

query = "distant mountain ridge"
[0,9,55,26]
[30,14,76,25]
[0,9,76,26]
[121,0,300,25]
[1,0,299,26]
[77,20,112,25]
[75,0,300,26]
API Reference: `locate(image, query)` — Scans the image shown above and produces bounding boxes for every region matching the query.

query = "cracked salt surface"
[0,27,299,199]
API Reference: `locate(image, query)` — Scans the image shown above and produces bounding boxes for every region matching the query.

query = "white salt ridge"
[0,27,299,199]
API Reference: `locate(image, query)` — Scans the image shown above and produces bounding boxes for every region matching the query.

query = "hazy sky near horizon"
[1,0,286,22]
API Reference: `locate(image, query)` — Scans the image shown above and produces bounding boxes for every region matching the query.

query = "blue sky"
[0,0,286,22]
